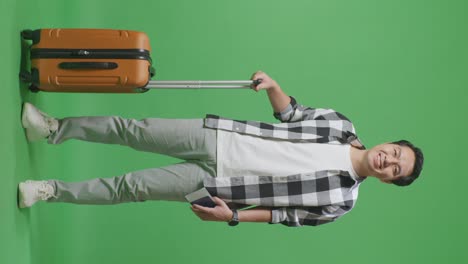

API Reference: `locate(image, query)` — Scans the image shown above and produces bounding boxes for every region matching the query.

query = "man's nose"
[385,155,398,166]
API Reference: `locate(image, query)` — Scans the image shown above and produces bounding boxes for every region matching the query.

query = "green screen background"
[1,0,466,263]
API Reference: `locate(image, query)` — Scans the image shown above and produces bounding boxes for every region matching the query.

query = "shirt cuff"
[273,96,297,121]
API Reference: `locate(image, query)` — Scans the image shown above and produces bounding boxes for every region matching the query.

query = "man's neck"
[350,146,371,177]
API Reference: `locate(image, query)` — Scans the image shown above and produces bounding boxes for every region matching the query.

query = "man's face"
[366,143,416,183]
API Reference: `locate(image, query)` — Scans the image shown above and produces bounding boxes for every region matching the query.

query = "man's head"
[365,140,424,186]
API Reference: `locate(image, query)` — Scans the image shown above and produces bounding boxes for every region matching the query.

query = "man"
[18,71,424,227]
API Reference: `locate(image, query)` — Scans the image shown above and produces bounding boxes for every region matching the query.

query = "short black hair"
[390,140,424,187]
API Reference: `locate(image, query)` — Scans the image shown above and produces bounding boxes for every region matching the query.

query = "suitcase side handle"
[59,62,118,70]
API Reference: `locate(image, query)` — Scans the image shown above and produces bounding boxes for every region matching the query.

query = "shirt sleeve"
[273,96,351,123]
[269,205,349,227]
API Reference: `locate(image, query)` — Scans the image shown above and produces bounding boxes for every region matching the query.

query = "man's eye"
[394,149,397,156]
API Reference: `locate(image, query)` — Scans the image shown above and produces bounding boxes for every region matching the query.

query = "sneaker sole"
[18,182,28,208]
[21,103,32,129]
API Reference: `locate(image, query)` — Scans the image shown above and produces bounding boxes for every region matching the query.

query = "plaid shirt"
[202,96,366,227]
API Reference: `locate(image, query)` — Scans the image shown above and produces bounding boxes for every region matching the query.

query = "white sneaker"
[21,102,59,142]
[18,180,57,208]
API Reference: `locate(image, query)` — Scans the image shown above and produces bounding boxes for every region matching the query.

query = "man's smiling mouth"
[377,152,383,170]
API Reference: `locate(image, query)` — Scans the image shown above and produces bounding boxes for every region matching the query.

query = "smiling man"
[351,142,418,185]
[18,71,424,227]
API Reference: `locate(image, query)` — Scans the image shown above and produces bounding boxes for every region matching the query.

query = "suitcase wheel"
[19,71,32,83]
[21,30,33,40]
[28,84,39,93]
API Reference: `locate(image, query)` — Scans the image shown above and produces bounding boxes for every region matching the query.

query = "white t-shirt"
[216,130,359,180]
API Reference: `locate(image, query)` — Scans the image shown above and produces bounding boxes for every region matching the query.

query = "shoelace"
[36,182,58,200]
[45,117,58,134]
[36,107,58,133]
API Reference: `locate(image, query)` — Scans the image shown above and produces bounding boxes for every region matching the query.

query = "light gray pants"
[46,117,217,204]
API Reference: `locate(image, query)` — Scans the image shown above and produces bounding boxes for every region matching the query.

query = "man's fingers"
[191,210,208,220]
[257,83,266,90]
[191,207,215,221]
[250,72,258,80]
[250,70,265,90]
[250,70,263,80]
[191,206,210,220]
[212,196,226,206]
[192,204,212,213]
[251,79,263,91]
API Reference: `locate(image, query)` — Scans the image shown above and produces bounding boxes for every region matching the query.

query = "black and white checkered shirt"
[203,96,366,227]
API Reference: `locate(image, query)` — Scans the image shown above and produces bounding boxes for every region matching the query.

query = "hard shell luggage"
[20,28,258,93]
[20,28,154,93]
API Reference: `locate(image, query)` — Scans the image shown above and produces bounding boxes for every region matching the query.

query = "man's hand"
[250,70,291,113]
[191,196,233,222]
[250,71,280,92]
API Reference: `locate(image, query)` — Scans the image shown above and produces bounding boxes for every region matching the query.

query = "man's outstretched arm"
[251,71,291,114]
[191,197,272,223]
[252,72,351,123]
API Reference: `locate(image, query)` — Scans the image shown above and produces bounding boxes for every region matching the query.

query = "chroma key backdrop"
[1,0,467,264]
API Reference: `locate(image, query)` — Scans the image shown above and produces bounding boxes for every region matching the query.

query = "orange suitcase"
[20,28,154,93]
[20,28,260,93]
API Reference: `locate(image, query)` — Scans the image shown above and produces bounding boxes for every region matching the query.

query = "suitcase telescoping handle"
[145,79,262,89]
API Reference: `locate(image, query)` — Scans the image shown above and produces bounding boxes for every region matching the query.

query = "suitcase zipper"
[31,48,152,61]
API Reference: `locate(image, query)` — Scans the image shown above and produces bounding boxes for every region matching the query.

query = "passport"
[185,188,216,208]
